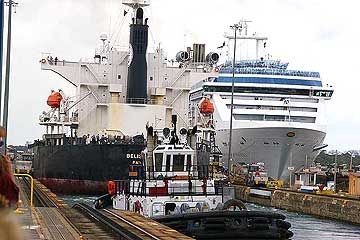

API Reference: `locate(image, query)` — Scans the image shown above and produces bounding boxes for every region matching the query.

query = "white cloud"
[4,0,360,151]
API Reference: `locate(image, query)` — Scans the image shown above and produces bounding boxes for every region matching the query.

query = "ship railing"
[143,164,218,181]
[127,164,217,181]
[223,59,288,69]
[126,98,169,105]
[219,67,320,78]
[112,179,224,198]
[13,174,34,207]
[40,55,68,66]
[115,164,225,197]
[31,135,145,147]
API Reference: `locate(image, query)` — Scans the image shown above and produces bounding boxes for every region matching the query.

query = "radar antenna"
[122,0,150,10]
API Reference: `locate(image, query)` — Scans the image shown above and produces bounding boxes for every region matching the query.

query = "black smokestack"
[127,7,148,104]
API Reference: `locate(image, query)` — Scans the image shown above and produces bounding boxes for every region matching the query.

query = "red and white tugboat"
[111,128,225,217]
[106,99,293,239]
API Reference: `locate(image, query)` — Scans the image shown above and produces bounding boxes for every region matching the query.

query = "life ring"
[41,59,46,64]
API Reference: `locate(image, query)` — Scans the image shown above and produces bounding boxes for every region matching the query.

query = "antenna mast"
[122,0,150,12]
[224,19,268,60]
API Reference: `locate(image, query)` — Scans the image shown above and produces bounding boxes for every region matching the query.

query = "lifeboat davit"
[199,98,214,114]
[47,92,63,108]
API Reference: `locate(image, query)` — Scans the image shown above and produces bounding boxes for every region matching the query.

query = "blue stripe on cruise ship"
[215,77,322,87]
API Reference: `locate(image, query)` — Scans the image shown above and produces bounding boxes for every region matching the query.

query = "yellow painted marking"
[14,173,34,207]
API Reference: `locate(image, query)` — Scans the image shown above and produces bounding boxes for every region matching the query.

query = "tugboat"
[104,98,293,239]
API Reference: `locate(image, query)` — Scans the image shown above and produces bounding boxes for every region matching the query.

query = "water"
[59,194,97,207]
[246,203,360,239]
[60,195,360,239]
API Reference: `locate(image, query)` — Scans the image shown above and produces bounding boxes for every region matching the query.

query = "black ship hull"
[32,143,145,194]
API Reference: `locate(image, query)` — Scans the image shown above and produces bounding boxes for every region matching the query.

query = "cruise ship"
[189,21,334,180]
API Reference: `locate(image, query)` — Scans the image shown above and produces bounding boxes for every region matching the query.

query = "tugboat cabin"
[152,144,196,179]
[112,143,222,217]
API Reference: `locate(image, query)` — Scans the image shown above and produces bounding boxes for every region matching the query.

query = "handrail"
[112,179,223,198]
[14,173,33,207]
[219,67,321,78]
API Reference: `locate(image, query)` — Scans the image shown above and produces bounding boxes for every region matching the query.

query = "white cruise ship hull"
[216,126,326,180]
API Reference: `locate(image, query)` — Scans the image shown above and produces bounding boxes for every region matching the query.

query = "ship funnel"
[126,7,149,104]
[206,52,219,65]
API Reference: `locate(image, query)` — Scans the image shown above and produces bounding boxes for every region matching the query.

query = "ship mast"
[224,19,268,60]
[122,0,150,12]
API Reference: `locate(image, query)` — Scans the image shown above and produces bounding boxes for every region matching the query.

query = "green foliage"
[314,150,360,167]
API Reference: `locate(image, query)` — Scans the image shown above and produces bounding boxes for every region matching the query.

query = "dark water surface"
[246,203,360,239]
[60,195,360,239]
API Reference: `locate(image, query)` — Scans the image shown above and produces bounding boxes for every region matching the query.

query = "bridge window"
[154,153,163,172]
[166,155,171,172]
[173,155,185,171]
[186,155,192,171]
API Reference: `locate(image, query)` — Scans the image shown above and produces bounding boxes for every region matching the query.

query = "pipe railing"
[14,173,34,207]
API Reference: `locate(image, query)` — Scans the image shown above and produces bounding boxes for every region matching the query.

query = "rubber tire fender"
[222,199,247,211]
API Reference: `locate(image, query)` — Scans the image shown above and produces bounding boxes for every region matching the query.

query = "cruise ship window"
[207,86,311,96]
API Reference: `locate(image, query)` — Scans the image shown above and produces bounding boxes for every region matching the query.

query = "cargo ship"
[32,0,220,194]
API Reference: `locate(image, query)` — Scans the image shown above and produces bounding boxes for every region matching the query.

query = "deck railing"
[112,179,223,198]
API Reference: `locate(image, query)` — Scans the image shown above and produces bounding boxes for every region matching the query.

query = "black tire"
[222,199,247,211]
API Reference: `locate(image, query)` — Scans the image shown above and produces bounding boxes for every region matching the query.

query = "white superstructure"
[112,143,223,217]
[38,1,219,138]
[189,21,334,180]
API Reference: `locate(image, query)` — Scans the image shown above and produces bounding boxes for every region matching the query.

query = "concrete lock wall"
[234,185,360,225]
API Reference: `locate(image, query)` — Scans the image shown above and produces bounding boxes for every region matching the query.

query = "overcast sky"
[3,0,360,151]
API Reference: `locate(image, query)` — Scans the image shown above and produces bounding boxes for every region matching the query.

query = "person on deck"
[0,127,19,208]
[0,155,19,208]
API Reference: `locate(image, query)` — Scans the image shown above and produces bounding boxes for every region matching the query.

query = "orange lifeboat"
[199,97,214,114]
[47,92,63,108]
